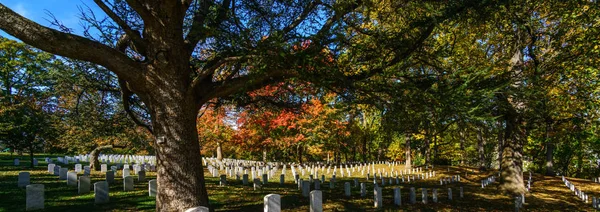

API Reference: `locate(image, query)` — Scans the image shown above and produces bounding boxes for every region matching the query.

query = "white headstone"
[310,190,323,212]
[123,176,134,191]
[185,206,209,212]
[374,186,383,208]
[264,194,281,212]
[67,171,78,186]
[26,184,44,211]
[149,179,157,197]
[94,181,109,204]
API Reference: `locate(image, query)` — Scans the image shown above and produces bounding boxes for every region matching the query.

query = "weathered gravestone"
[220,175,227,186]
[67,171,78,186]
[94,181,109,204]
[344,182,351,197]
[360,183,366,197]
[59,168,68,180]
[14,158,19,166]
[26,184,44,211]
[101,164,107,173]
[409,187,416,204]
[243,174,249,185]
[106,171,115,184]
[310,190,323,212]
[149,179,157,197]
[48,164,55,173]
[83,166,91,176]
[302,180,310,197]
[394,187,401,206]
[123,176,134,191]
[253,178,262,190]
[75,164,82,173]
[264,194,281,212]
[374,186,383,208]
[53,166,60,176]
[18,172,30,188]
[123,168,131,178]
[138,170,146,181]
[78,176,91,194]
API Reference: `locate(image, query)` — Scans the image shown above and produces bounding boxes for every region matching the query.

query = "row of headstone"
[13,158,39,166]
[481,175,496,188]
[562,176,598,208]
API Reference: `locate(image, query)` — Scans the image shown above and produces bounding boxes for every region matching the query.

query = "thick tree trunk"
[500,115,526,196]
[405,134,411,168]
[544,121,555,176]
[153,97,209,211]
[90,145,113,171]
[477,127,487,171]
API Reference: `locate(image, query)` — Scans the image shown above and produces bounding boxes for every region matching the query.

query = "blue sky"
[0,0,105,40]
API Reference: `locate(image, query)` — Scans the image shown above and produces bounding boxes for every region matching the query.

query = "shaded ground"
[1,153,598,211]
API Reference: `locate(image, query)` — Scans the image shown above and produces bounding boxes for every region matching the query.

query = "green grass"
[1,153,599,211]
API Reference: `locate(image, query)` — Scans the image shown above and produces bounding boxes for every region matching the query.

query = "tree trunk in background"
[405,134,412,168]
[544,121,555,176]
[477,127,487,171]
[262,149,267,162]
[424,136,431,165]
[29,141,34,168]
[90,145,113,171]
[459,130,465,165]
[362,136,368,162]
[352,146,357,162]
[216,141,223,161]
[433,136,438,164]
[297,145,303,163]
[497,120,505,170]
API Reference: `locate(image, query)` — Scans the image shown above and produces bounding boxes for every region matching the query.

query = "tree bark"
[216,141,223,161]
[405,134,412,168]
[477,127,487,171]
[544,121,555,176]
[500,114,527,196]
[424,135,431,165]
[90,145,113,171]
[152,96,209,211]
[497,120,505,170]
[29,141,34,168]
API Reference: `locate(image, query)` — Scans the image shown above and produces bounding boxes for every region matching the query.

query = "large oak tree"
[0,0,496,210]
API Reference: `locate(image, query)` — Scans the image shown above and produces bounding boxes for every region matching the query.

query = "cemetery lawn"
[1,153,599,211]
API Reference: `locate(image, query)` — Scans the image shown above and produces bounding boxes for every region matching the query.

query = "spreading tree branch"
[0,4,143,84]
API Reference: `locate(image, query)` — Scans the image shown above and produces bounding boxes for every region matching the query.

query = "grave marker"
[26,184,44,211]
[18,172,30,188]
